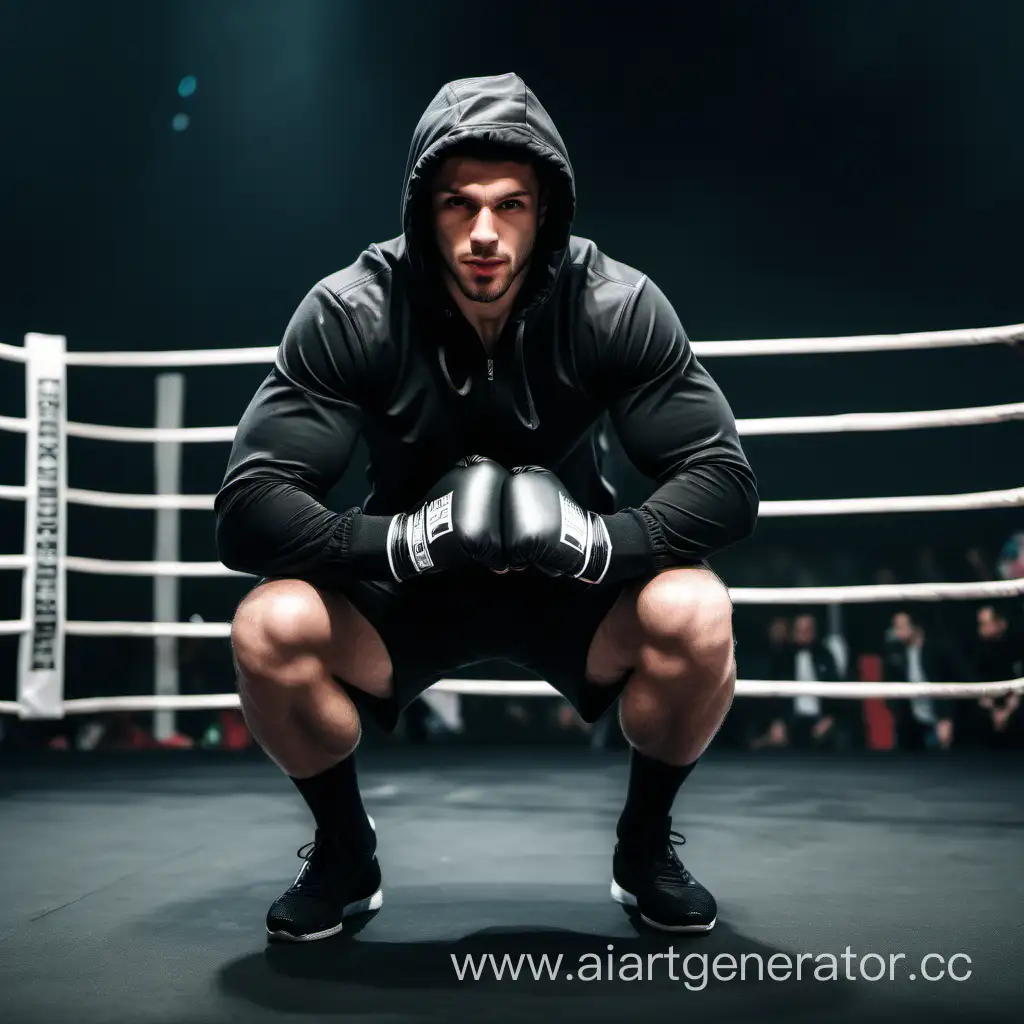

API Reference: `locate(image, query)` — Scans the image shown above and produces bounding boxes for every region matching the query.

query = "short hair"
[441,137,539,169]
[433,137,549,198]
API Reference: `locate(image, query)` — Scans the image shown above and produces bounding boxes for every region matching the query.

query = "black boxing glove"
[502,466,612,584]
[386,455,508,581]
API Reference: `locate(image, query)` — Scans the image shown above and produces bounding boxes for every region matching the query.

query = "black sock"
[290,755,375,857]
[616,747,698,841]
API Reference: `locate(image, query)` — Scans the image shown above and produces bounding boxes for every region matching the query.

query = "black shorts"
[322,567,631,732]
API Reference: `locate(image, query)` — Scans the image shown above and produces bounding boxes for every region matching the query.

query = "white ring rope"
[0,399,1016,443]
[0,675,1020,719]
[738,401,1024,436]
[23,482,1024,515]
[730,578,1024,604]
[692,321,1024,357]
[0,415,28,434]
[19,562,1020,603]
[0,573,1012,645]
[64,557,242,577]
[0,320,1010,367]
[64,422,237,443]
[65,489,214,511]
[427,678,1024,700]
[67,620,232,637]
[61,346,283,367]
[0,341,29,363]
[0,399,1018,444]
[758,485,1024,516]
[4,571,1016,660]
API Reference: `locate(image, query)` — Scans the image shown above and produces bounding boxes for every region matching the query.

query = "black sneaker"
[611,818,716,933]
[266,829,383,942]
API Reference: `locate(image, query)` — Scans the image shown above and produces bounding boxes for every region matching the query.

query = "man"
[747,615,792,749]
[756,614,854,750]
[882,611,954,750]
[215,73,757,942]
[965,605,1022,749]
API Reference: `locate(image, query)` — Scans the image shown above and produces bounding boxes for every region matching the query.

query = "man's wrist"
[596,509,657,584]
[339,509,398,580]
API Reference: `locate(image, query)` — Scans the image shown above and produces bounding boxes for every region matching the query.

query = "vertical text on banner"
[17,333,67,718]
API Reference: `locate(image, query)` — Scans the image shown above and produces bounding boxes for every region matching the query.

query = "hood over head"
[401,72,576,318]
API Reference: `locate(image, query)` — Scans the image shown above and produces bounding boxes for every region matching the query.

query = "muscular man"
[216,73,758,942]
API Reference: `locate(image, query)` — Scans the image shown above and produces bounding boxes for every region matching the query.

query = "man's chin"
[460,277,507,303]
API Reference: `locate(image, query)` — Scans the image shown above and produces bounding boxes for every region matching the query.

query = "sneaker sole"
[266,888,384,943]
[610,879,716,934]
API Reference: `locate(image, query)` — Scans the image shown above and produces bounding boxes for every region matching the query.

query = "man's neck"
[461,304,509,353]
[443,278,525,353]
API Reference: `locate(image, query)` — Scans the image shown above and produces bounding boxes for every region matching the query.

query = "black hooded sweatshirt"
[215,73,758,586]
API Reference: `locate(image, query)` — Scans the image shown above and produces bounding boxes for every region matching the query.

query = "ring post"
[153,373,184,742]
[17,333,68,718]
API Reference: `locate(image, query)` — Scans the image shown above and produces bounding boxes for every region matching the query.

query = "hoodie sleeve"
[214,284,395,584]
[596,277,759,581]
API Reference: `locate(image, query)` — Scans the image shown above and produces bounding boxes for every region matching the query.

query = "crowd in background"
[0,538,1021,755]
[715,602,1023,752]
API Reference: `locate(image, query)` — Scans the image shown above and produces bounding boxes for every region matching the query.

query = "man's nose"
[470,207,499,246]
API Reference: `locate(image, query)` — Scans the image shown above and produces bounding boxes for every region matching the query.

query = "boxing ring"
[1,323,1023,728]
[2,324,1024,1024]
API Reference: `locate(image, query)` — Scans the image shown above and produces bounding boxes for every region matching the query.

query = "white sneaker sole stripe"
[266,888,383,943]
[610,879,716,934]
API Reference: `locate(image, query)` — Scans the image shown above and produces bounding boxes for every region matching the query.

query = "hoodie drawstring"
[436,318,539,431]
[513,319,539,431]
[437,342,471,396]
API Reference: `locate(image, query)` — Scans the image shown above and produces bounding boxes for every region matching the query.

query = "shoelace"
[654,830,693,890]
[288,840,329,896]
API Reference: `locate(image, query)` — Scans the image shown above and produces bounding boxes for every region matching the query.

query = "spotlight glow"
[177,76,197,98]
[172,113,190,132]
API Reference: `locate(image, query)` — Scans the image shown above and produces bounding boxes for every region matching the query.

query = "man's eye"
[446,197,468,208]
[501,200,524,210]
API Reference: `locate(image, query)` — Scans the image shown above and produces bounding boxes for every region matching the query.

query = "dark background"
[0,0,1020,699]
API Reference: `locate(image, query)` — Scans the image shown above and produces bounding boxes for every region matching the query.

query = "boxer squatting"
[215,73,759,942]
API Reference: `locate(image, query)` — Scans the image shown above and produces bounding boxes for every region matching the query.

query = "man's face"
[977,607,1006,641]
[892,613,915,644]
[431,156,543,305]
[793,615,816,646]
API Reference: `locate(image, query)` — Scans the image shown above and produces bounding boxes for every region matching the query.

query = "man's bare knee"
[232,580,332,685]
[232,578,393,700]
[636,568,734,674]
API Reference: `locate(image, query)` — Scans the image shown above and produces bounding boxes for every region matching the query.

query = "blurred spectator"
[742,616,792,748]
[765,615,792,678]
[713,614,782,748]
[882,611,955,750]
[963,605,1023,749]
[964,546,993,581]
[752,613,860,751]
[912,546,943,583]
[996,533,1024,580]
